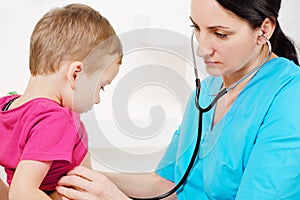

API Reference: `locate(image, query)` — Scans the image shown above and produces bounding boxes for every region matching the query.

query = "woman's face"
[191,0,261,78]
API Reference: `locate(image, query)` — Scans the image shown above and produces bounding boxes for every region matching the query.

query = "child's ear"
[66,61,83,89]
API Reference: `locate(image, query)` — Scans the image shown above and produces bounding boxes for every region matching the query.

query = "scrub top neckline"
[209,57,281,131]
[199,57,283,158]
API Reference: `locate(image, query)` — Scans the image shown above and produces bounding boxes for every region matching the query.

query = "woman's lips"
[204,61,219,66]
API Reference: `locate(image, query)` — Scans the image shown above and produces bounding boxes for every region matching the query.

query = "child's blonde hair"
[29,3,122,76]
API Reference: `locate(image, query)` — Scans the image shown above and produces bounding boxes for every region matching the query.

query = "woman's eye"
[215,32,227,39]
[190,24,200,31]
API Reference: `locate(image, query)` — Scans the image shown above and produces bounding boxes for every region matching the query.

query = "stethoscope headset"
[130,30,272,200]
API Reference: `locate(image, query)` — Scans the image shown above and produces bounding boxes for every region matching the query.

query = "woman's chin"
[205,67,223,77]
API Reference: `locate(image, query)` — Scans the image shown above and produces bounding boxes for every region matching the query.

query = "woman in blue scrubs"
[56,0,300,199]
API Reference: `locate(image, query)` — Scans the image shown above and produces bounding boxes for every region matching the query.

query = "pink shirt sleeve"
[20,108,81,163]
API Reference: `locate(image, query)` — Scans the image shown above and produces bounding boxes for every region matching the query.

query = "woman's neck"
[222,50,277,89]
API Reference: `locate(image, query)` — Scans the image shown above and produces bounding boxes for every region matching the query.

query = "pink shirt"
[0,95,88,191]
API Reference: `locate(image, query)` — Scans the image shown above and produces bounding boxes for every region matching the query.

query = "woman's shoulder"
[266,57,300,85]
[247,57,300,91]
[267,57,300,75]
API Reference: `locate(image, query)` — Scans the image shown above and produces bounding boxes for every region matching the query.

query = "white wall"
[0,0,191,95]
[0,0,195,152]
[1,1,300,175]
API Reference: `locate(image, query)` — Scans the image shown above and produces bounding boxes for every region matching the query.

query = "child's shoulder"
[0,95,81,123]
[0,94,21,106]
[30,98,81,124]
[28,98,75,116]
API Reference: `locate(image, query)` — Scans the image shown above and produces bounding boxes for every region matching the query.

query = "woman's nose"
[196,33,214,58]
[94,94,100,104]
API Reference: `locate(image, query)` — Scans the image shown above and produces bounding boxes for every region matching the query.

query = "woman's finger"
[58,174,92,191]
[58,167,130,200]
[56,186,90,200]
[67,166,101,181]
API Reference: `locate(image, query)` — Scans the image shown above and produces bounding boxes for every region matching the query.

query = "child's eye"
[100,86,105,91]
[215,32,228,39]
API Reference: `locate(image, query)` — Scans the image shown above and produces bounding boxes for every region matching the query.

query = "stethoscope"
[130,30,272,200]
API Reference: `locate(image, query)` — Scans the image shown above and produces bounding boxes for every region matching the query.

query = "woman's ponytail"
[270,21,299,65]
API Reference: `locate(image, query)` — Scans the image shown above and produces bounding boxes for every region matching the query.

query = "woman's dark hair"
[216,0,299,65]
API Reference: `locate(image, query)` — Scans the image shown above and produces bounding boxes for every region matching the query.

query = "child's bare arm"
[9,160,52,200]
[80,152,92,169]
[0,177,8,200]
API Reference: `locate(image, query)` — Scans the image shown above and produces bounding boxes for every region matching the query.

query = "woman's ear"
[66,61,83,90]
[257,18,276,45]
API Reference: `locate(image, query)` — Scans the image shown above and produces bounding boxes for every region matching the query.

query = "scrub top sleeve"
[155,90,197,182]
[155,127,181,182]
[236,76,300,199]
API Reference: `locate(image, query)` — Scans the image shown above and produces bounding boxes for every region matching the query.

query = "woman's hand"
[56,166,130,200]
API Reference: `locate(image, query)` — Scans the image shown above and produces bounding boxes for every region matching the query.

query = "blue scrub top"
[156,57,300,199]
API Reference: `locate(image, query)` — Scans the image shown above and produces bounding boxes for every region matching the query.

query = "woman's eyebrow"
[208,25,231,30]
[190,16,231,30]
[189,16,197,25]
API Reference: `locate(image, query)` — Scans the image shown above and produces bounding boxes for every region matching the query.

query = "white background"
[1,0,300,177]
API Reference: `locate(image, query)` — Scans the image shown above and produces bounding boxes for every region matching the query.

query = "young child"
[0,3,122,200]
